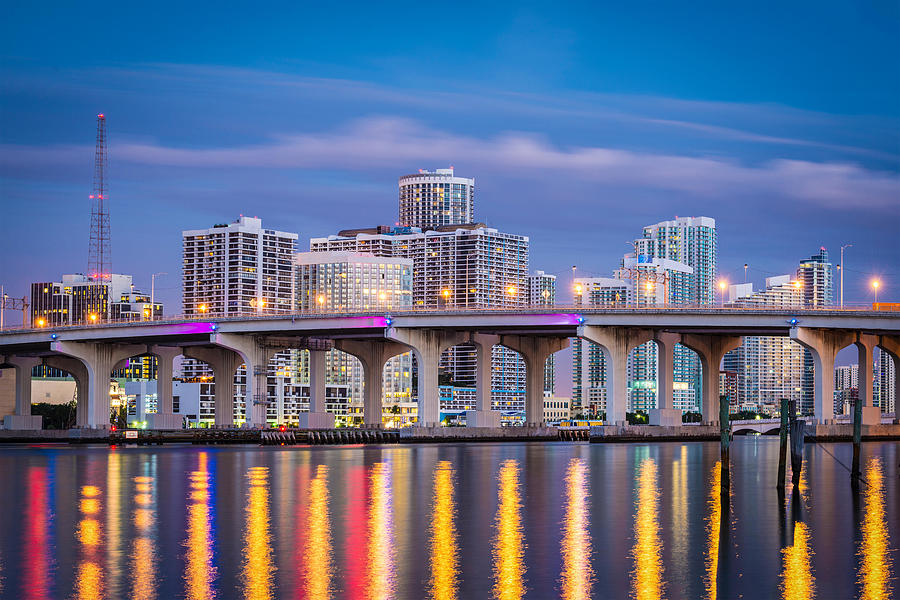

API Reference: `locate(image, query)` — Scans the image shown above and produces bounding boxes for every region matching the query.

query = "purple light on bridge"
[341,315,389,328]
[524,313,582,326]
[150,322,218,335]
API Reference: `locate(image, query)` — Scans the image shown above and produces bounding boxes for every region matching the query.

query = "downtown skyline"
[1,2,898,320]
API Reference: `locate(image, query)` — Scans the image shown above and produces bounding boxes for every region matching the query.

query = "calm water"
[0,439,896,600]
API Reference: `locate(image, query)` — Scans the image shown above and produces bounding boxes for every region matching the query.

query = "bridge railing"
[1,302,894,334]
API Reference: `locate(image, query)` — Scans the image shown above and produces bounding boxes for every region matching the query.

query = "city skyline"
[1,3,897,321]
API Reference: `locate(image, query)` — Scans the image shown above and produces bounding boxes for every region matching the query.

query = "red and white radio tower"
[88,113,111,281]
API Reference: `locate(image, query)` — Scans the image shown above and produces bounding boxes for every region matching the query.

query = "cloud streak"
[101,117,898,210]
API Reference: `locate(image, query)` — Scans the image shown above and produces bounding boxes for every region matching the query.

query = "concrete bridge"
[1,307,898,430]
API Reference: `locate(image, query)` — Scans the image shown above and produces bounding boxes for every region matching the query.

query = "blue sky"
[2,0,898,317]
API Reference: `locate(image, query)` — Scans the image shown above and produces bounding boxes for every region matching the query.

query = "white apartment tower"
[398,167,475,230]
[182,216,297,316]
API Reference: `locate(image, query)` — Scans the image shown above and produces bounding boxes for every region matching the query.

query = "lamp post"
[718,280,727,307]
[840,244,852,308]
[743,263,748,283]
[872,279,881,305]
[150,272,166,320]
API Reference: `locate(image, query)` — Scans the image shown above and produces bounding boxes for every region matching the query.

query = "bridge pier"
[790,327,856,424]
[679,334,742,425]
[854,333,882,426]
[146,345,182,429]
[500,335,569,426]
[466,333,501,427]
[649,332,681,426]
[298,348,335,429]
[183,346,241,428]
[578,326,652,425]
[1,356,42,430]
[51,341,146,429]
[336,339,410,428]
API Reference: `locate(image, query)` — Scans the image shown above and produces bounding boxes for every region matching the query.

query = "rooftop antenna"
[88,113,111,281]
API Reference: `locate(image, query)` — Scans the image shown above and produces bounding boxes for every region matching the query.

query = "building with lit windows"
[796,248,833,308]
[875,348,895,414]
[834,364,859,416]
[398,167,474,230]
[31,273,162,326]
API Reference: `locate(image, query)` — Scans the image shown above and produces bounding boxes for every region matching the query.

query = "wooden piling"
[778,398,789,488]
[851,396,862,480]
[788,399,805,487]
[719,394,731,492]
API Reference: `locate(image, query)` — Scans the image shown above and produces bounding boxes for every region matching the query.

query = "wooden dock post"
[851,396,862,480]
[788,400,805,487]
[719,394,731,492]
[778,398,789,488]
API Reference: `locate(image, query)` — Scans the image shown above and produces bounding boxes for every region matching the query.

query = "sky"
[1,0,898,323]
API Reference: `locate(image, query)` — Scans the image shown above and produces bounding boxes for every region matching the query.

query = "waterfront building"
[834,364,859,416]
[31,273,162,326]
[875,349,895,414]
[398,167,474,230]
[796,248,834,308]
[723,276,807,412]
[635,216,717,305]
[543,396,571,422]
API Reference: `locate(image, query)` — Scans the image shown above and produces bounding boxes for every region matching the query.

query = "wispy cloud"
[97,117,898,209]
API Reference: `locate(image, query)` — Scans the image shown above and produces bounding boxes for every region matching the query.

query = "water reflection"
[131,475,156,600]
[560,458,591,600]
[704,461,724,600]
[303,465,333,600]
[858,458,893,600]
[242,466,274,600]
[185,453,216,600]
[429,461,459,600]
[780,521,814,600]
[75,485,103,600]
[671,446,688,580]
[492,459,525,600]
[23,466,51,600]
[631,458,664,600]
[367,462,395,600]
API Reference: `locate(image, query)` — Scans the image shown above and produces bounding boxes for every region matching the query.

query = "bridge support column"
[500,335,570,427]
[790,327,856,424]
[1,356,42,430]
[51,341,146,429]
[855,333,882,426]
[145,346,182,429]
[467,333,501,427]
[577,326,652,425]
[183,346,241,428]
[210,334,280,429]
[299,349,334,429]
[336,339,409,428]
[386,329,469,427]
[679,334,742,425]
[650,332,681,426]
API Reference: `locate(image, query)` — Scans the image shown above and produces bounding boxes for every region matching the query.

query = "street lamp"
[717,280,727,307]
[316,294,326,311]
[872,279,881,305]
[36,317,46,327]
[441,289,451,307]
[89,312,99,323]
[840,244,852,308]
[198,303,208,314]
[150,272,166,320]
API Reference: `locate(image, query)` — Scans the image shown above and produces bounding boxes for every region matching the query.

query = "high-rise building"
[796,248,833,308]
[723,275,808,413]
[875,348,896,414]
[398,167,474,230]
[834,364,859,416]
[635,216,717,305]
[572,277,626,415]
[294,251,414,424]
[310,223,530,414]
[182,216,297,316]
